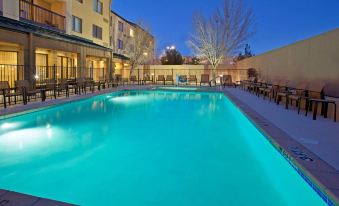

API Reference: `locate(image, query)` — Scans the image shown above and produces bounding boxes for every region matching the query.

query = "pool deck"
[0,85,338,205]
[223,87,339,205]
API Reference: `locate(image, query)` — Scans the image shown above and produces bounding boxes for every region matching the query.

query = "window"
[75,0,83,3]
[92,25,102,39]
[118,39,123,49]
[118,21,123,32]
[72,16,82,33]
[130,29,134,37]
[93,0,103,14]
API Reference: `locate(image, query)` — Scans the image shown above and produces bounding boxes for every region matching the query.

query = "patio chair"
[165,75,174,85]
[221,75,236,87]
[115,74,123,86]
[44,79,57,99]
[130,75,139,85]
[156,75,165,85]
[56,79,70,97]
[307,82,337,122]
[262,80,280,101]
[15,80,46,104]
[188,75,197,86]
[84,78,95,93]
[200,74,211,86]
[142,75,153,85]
[0,81,23,108]
[276,81,307,111]
[74,78,85,95]
[241,77,256,91]
[274,80,289,105]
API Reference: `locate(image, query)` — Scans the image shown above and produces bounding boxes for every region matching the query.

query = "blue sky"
[112,0,339,56]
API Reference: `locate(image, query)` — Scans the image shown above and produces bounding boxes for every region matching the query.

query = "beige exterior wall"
[71,0,111,48]
[110,12,135,57]
[236,28,339,84]
[2,0,19,20]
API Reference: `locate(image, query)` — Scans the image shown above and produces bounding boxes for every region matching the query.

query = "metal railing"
[86,68,107,81]
[0,64,249,87]
[0,64,25,87]
[19,0,66,32]
[35,65,77,84]
[115,68,249,84]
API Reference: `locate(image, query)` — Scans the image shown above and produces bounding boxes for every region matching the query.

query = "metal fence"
[115,68,249,83]
[35,66,78,84]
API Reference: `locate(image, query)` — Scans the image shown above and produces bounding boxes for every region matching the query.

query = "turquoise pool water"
[0,90,326,206]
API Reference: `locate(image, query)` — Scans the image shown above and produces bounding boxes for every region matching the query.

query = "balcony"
[19,0,66,32]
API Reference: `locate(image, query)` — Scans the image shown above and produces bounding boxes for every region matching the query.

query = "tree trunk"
[212,64,217,86]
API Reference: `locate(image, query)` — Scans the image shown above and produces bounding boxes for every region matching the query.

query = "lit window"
[130,29,134,37]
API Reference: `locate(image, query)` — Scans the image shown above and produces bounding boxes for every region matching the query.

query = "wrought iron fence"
[35,66,77,84]
[115,68,249,83]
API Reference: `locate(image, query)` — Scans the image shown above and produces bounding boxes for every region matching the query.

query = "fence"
[115,68,249,83]
[35,66,77,84]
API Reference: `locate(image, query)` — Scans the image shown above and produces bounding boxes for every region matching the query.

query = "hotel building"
[0,0,154,85]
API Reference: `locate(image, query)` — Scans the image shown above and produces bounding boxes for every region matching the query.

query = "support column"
[24,32,35,83]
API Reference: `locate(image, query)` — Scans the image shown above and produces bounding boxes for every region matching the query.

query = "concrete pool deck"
[0,85,338,205]
[223,87,339,205]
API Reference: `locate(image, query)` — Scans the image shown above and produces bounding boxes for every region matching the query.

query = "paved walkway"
[225,87,339,171]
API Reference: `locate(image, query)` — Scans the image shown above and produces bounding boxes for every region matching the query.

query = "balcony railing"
[19,0,66,32]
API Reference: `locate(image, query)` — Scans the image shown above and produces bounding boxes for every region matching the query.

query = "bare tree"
[126,23,154,75]
[188,0,254,83]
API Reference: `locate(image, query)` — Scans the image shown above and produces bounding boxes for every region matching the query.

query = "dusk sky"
[113,0,339,56]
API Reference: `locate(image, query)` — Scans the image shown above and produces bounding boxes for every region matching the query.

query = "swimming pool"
[0,90,327,206]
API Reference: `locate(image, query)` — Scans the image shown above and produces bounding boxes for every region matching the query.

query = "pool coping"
[0,86,338,205]
[223,90,339,206]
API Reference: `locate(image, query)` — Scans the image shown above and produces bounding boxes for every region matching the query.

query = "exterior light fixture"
[34,75,39,79]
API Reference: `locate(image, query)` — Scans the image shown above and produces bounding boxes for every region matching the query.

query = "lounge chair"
[221,75,236,87]
[15,80,45,104]
[115,74,123,86]
[94,78,107,90]
[307,82,337,122]
[130,75,138,85]
[200,74,211,86]
[262,80,281,101]
[84,78,95,93]
[142,75,153,84]
[56,79,70,97]
[165,75,174,85]
[276,82,307,111]
[188,75,197,86]
[156,75,165,85]
[0,81,23,108]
